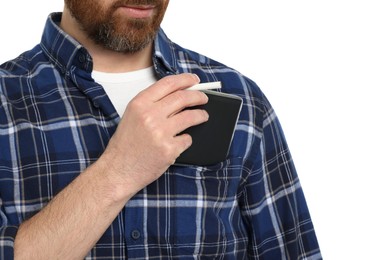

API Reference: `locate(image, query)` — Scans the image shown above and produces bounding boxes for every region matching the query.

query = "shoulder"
[0,44,44,77]
[0,44,49,98]
[0,45,55,119]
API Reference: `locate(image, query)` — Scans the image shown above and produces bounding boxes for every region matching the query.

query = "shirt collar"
[153,30,179,76]
[40,12,178,78]
[40,13,93,76]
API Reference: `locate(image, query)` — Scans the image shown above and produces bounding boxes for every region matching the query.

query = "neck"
[60,8,153,73]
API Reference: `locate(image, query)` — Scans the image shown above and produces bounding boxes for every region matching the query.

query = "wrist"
[90,153,139,205]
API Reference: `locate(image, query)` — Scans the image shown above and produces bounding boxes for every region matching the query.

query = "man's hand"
[102,73,209,194]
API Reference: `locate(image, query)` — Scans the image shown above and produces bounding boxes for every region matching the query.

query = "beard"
[65,0,169,53]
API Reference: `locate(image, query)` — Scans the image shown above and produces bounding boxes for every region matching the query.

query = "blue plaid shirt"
[0,13,321,259]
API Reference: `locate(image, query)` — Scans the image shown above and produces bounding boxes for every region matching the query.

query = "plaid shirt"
[0,13,321,259]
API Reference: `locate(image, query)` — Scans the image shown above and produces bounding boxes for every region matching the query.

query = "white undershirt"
[92,66,158,117]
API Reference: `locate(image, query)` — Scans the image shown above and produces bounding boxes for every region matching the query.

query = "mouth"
[117,5,155,19]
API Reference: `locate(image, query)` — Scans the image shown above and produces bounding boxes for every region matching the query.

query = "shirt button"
[93,101,100,108]
[131,229,141,240]
[78,54,86,63]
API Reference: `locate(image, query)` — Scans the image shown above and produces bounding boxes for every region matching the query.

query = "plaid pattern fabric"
[0,13,321,259]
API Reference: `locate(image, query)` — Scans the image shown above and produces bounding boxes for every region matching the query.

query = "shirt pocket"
[170,157,245,197]
[168,157,249,257]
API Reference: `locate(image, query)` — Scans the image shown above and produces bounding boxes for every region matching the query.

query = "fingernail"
[192,74,200,82]
[204,110,209,121]
[204,92,209,102]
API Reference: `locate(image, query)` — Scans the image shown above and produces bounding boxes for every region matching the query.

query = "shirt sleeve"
[0,212,18,258]
[241,92,322,259]
[0,85,18,258]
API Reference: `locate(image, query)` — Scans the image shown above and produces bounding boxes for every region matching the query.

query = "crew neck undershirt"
[92,66,158,117]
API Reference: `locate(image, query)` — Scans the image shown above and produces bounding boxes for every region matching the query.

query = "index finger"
[138,73,200,102]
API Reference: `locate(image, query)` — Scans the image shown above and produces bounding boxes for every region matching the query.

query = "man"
[0,0,321,259]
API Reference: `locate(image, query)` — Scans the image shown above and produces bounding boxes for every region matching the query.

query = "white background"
[1,1,390,259]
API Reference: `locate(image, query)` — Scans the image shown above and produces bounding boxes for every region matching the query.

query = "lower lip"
[118,6,154,19]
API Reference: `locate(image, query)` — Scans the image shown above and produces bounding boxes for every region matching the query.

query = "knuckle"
[139,111,152,126]
[188,109,209,123]
[138,112,160,135]
[161,75,176,87]
[127,97,143,111]
[152,128,166,142]
[161,142,177,160]
[181,133,193,150]
[173,90,187,103]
